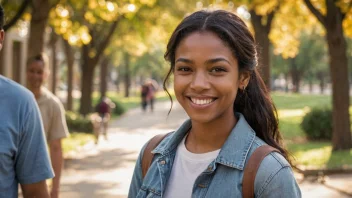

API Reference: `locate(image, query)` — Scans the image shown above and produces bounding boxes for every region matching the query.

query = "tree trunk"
[308,80,313,93]
[320,79,324,94]
[284,73,289,93]
[304,0,352,150]
[28,0,51,58]
[326,27,352,150]
[290,58,301,93]
[100,57,109,98]
[79,62,94,115]
[50,33,58,94]
[317,72,325,94]
[250,10,274,90]
[79,46,97,116]
[115,65,121,93]
[325,1,352,150]
[51,43,57,94]
[78,49,95,115]
[124,53,131,98]
[63,39,74,111]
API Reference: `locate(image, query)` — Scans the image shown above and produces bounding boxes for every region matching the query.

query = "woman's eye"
[177,67,191,72]
[210,67,226,73]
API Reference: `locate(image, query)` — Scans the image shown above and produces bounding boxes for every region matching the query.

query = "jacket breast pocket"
[136,187,161,198]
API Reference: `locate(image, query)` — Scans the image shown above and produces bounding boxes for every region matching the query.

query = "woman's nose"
[190,71,210,91]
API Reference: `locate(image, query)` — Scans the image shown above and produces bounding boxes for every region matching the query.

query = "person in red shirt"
[94,97,115,143]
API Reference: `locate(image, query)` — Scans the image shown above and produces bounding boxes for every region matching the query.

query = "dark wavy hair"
[0,5,4,30]
[163,10,290,163]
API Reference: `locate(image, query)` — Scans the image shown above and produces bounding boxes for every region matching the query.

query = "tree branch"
[303,0,326,27]
[4,0,30,31]
[94,16,122,63]
[266,11,275,34]
[249,9,262,26]
[266,2,281,33]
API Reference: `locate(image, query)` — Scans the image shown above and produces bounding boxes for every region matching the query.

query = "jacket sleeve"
[254,153,301,198]
[257,166,301,198]
[128,143,147,198]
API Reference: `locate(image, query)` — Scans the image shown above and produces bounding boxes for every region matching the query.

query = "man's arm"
[21,178,50,198]
[49,139,63,198]
[47,98,70,197]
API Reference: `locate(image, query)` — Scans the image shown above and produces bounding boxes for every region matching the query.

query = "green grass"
[279,116,305,140]
[271,92,352,169]
[288,142,352,169]
[273,93,316,140]
[62,132,94,155]
[272,93,331,109]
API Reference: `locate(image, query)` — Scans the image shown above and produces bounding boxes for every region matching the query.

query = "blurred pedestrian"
[141,83,149,112]
[26,53,70,198]
[0,5,54,197]
[145,79,158,112]
[129,10,301,197]
[94,96,115,143]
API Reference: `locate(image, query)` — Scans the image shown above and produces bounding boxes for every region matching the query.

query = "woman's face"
[174,31,247,124]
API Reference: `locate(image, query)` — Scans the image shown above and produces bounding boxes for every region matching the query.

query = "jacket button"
[207,166,212,171]
[160,160,166,165]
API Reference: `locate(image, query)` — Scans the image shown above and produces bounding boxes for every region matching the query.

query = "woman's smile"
[187,96,217,109]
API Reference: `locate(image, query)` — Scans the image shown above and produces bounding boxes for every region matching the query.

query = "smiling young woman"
[128,10,301,198]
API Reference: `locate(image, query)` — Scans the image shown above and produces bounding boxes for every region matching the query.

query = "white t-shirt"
[163,135,220,198]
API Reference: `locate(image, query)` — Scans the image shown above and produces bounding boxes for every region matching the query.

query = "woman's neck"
[185,115,237,153]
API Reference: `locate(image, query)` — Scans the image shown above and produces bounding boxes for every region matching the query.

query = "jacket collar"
[153,113,256,170]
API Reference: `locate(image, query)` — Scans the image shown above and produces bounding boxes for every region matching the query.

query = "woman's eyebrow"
[175,58,194,64]
[205,58,231,65]
[176,58,231,65]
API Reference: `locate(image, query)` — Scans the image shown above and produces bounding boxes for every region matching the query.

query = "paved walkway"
[60,101,352,198]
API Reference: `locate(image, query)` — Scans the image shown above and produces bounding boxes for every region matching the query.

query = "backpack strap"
[242,145,280,198]
[141,132,172,179]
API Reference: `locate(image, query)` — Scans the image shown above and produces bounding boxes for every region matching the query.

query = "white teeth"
[191,98,214,105]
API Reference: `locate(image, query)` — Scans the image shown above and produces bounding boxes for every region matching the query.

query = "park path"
[60,101,352,198]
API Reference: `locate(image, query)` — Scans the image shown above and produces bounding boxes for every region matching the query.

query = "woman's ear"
[239,71,250,90]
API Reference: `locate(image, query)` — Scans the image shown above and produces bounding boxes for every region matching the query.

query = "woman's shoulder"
[250,138,300,197]
[250,137,291,176]
[251,137,291,167]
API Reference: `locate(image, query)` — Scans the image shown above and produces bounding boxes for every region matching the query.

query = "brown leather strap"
[141,132,171,178]
[242,145,280,198]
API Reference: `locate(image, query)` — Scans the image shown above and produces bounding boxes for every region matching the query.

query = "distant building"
[0,22,57,91]
[0,27,28,85]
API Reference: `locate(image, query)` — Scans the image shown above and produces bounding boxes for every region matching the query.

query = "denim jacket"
[128,113,301,198]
